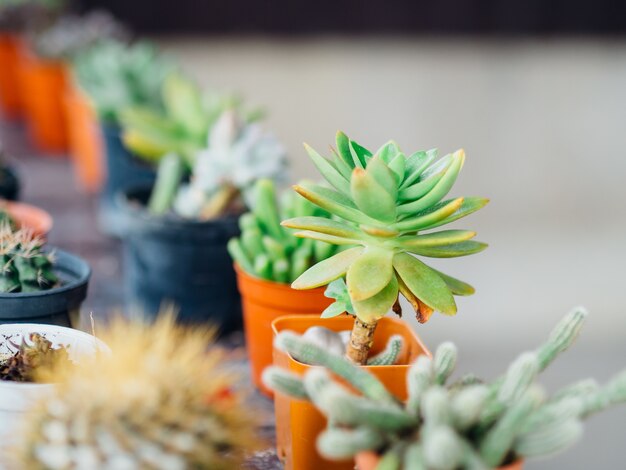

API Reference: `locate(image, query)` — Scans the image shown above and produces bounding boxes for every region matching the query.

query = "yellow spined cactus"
[12,315,260,470]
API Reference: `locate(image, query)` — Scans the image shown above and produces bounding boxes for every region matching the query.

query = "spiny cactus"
[283,132,488,363]
[28,10,128,60]
[11,315,260,469]
[228,179,342,284]
[264,307,626,469]
[0,224,57,293]
[73,39,173,124]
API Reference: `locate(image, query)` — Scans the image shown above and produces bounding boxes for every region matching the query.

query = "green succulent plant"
[264,307,626,469]
[72,39,173,124]
[0,223,57,293]
[227,178,342,283]
[283,132,488,363]
[119,73,261,167]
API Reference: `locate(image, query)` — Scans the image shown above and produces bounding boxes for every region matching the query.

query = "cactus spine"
[263,308,626,469]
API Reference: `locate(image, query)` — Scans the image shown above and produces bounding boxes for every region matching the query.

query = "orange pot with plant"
[0,34,22,119]
[268,314,429,470]
[228,179,349,396]
[19,48,69,154]
[64,84,104,192]
[2,200,53,237]
[354,452,524,470]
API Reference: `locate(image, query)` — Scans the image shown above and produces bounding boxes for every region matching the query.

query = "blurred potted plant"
[0,224,90,327]
[227,178,345,395]
[262,132,487,468]
[0,0,64,119]
[19,10,126,153]
[70,39,172,195]
[265,308,626,470]
[10,315,260,468]
[117,109,287,332]
[0,322,106,446]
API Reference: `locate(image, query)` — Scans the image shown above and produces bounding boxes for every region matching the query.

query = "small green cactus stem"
[261,367,309,400]
[514,419,584,459]
[421,386,452,426]
[367,334,403,366]
[422,425,464,470]
[274,331,397,403]
[406,355,434,416]
[304,368,416,431]
[148,153,185,214]
[285,132,489,362]
[316,427,385,460]
[228,179,341,283]
[536,306,588,371]
[404,443,427,470]
[478,386,544,467]
[450,385,489,430]
[433,342,457,385]
[580,370,626,418]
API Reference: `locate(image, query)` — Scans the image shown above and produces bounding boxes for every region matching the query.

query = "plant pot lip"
[271,314,431,368]
[116,185,242,231]
[3,199,53,236]
[0,323,108,389]
[234,263,326,293]
[0,248,90,300]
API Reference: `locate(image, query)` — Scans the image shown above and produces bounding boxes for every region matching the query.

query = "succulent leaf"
[352,275,399,323]
[350,168,397,223]
[304,144,351,196]
[401,149,438,189]
[282,216,363,239]
[346,247,394,301]
[292,247,364,289]
[405,240,488,258]
[397,229,477,248]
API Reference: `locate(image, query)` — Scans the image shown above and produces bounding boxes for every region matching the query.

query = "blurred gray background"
[162,36,626,469]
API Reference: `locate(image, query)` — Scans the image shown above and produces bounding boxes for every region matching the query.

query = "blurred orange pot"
[19,48,69,154]
[64,85,104,192]
[0,34,23,119]
[355,452,523,470]
[272,315,430,470]
[2,200,52,238]
[235,264,332,397]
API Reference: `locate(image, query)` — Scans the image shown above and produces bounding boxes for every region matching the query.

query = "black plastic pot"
[0,249,91,328]
[99,124,156,237]
[0,166,19,201]
[118,187,242,334]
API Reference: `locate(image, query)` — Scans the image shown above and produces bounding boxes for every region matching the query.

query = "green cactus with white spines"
[0,224,57,293]
[283,132,488,363]
[264,307,626,469]
[228,179,343,284]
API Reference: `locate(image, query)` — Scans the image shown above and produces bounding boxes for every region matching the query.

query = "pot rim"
[0,248,90,300]
[235,262,328,292]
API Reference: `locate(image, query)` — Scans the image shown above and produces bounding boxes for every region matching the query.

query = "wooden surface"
[0,119,283,469]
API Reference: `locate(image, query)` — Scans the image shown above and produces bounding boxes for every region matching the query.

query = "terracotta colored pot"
[3,200,53,237]
[19,48,69,154]
[272,315,430,470]
[64,85,104,192]
[235,265,332,397]
[0,34,22,119]
[355,451,523,470]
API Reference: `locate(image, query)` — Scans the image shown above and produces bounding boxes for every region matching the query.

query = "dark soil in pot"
[118,187,242,334]
[99,123,156,237]
[0,166,19,201]
[0,249,91,328]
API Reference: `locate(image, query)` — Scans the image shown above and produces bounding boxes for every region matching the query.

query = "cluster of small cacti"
[0,223,57,293]
[227,179,342,284]
[73,39,173,123]
[264,308,626,468]
[29,10,127,60]
[283,132,488,363]
[12,315,260,469]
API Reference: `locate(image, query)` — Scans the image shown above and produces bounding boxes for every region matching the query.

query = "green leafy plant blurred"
[264,308,626,469]
[227,179,343,284]
[283,132,488,363]
[72,39,173,124]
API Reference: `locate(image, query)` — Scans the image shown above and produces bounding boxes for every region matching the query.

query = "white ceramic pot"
[0,324,107,447]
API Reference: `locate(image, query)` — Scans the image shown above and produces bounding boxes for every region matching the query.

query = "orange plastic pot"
[3,200,53,238]
[355,452,523,470]
[64,85,104,192]
[19,49,69,154]
[272,314,430,470]
[235,264,332,397]
[0,34,22,119]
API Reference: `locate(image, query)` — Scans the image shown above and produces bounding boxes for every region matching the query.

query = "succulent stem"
[346,317,378,364]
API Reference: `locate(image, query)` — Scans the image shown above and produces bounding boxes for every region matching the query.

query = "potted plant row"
[117,104,287,332]
[255,131,487,468]
[71,39,173,198]
[265,308,626,470]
